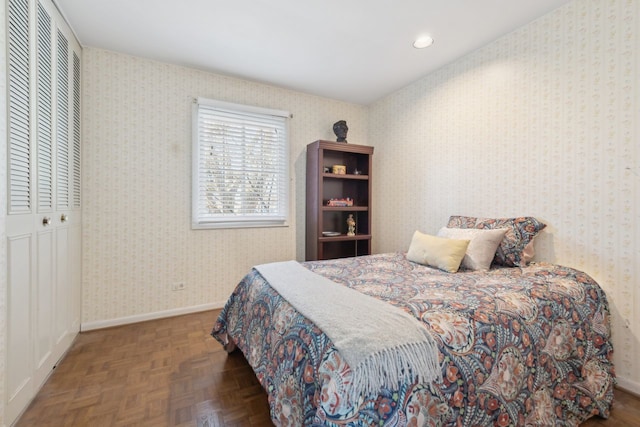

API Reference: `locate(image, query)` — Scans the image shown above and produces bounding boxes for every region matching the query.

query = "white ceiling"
[53,0,572,105]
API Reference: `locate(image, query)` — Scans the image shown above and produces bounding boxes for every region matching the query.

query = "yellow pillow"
[407,230,470,273]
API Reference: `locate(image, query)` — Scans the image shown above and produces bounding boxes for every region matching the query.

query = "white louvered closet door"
[5,0,82,423]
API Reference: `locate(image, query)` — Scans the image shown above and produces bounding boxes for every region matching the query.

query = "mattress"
[211,252,615,426]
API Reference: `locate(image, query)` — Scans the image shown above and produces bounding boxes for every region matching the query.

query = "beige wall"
[369,0,639,393]
[81,48,368,327]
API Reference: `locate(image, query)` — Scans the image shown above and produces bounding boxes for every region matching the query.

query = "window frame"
[192,97,290,230]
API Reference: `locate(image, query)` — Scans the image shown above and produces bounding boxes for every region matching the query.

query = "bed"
[211,217,615,426]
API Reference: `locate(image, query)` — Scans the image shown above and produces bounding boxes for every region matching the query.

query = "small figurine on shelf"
[347,214,356,236]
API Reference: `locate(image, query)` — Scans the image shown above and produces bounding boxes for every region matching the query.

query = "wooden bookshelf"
[306,140,374,260]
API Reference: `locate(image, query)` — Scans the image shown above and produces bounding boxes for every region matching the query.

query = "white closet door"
[52,20,82,352]
[6,0,36,420]
[5,0,82,423]
[33,0,56,388]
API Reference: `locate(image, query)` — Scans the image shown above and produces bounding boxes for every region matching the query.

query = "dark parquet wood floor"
[14,310,640,427]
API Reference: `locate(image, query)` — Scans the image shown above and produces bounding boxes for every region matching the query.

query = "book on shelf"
[326,198,353,207]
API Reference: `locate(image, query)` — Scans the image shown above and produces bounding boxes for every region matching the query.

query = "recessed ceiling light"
[413,35,434,49]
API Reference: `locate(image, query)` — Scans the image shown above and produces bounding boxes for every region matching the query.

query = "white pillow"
[407,231,470,273]
[437,227,508,271]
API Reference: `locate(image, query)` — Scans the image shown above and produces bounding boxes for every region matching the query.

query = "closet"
[5,0,82,423]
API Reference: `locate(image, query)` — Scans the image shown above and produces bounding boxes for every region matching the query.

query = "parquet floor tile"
[13,310,639,426]
[15,310,271,427]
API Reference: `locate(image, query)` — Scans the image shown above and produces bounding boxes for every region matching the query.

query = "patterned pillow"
[446,216,546,267]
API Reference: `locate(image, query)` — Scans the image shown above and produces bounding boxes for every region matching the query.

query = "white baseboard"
[80,302,226,331]
[616,376,640,396]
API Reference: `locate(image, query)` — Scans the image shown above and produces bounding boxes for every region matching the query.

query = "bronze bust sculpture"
[333,120,348,143]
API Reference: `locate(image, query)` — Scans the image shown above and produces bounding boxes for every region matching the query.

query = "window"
[192,97,290,229]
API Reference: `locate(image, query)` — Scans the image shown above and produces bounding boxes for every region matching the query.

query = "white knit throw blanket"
[255,260,441,400]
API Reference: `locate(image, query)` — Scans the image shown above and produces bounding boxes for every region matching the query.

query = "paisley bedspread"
[211,253,615,426]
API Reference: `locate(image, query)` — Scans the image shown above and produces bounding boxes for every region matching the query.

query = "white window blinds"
[192,98,290,229]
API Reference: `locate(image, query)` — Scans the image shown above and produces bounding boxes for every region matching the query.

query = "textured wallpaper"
[369,0,639,393]
[81,49,367,326]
